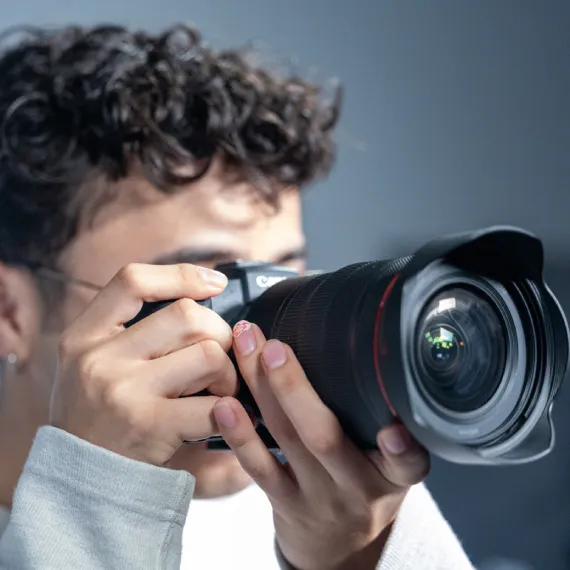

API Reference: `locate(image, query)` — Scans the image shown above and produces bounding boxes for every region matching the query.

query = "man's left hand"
[213,321,430,570]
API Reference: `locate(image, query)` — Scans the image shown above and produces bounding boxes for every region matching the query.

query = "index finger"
[72,263,227,339]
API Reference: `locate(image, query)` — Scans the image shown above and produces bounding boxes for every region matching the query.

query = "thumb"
[367,424,430,488]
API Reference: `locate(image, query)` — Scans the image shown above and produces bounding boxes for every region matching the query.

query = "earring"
[0,353,18,395]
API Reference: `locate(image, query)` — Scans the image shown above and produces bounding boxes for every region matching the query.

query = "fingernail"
[262,340,287,370]
[198,267,228,288]
[233,321,257,356]
[381,425,410,455]
[214,400,237,428]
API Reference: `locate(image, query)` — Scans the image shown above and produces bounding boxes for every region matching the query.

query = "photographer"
[0,25,473,569]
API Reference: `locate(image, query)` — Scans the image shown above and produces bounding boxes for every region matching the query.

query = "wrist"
[275,523,393,570]
[333,523,392,570]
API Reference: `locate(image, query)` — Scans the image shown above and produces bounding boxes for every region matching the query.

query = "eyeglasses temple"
[33,266,103,292]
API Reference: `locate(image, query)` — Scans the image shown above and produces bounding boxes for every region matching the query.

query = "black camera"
[128,226,569,465]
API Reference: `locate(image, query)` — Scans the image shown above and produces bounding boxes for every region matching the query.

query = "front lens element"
[416,286,507,413]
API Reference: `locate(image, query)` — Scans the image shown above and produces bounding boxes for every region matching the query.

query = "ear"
[0,263,43,365]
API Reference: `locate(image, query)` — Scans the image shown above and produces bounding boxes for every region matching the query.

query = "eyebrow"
[150,244,309,266]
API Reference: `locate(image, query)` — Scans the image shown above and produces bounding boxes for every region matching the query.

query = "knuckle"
[268,370,298,397]
[323,495,353,520]
[203,320,233,353]
[116,263,145,294]
[217,323,233,352]
[206,352,238,396]
[77,349,107,384]
[99,380,122,408]
[228,429,251,449]
[100,381,135,414]
[176,263,201,285]
[198,339,226,368]
[247,460,275,483]
[173,297,197,324]
[306,426,344,456]
[127,405,157,440]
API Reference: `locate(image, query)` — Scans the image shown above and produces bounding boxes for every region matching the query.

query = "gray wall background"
[3,1,569,568]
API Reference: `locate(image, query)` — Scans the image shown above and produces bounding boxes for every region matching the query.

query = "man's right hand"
[49,263,237,466]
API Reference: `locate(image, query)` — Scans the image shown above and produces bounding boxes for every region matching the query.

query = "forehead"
[61,165,305,284]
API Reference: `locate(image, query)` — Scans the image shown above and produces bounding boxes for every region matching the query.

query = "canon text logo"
[256,275,288,288]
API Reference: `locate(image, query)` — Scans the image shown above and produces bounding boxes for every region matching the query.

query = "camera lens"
[415,286,507,413]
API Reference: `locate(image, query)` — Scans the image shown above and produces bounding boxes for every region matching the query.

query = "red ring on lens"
[372,273,400,417]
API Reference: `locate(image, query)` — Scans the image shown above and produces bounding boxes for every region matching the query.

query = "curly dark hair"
[0,24,341,269]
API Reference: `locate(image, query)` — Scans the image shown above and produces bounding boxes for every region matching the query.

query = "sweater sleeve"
[377,483,474,570]
[275,483,473,570]
[0,426,194,570]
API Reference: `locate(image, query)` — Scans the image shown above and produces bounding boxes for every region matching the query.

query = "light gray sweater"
[0,427,474,569]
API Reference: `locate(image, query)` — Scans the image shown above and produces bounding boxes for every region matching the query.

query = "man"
[0,24,473,569]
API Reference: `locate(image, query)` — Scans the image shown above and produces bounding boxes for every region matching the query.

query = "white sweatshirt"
[0,427,474,569]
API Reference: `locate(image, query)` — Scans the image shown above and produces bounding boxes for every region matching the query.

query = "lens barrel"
[242,227,569,465]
